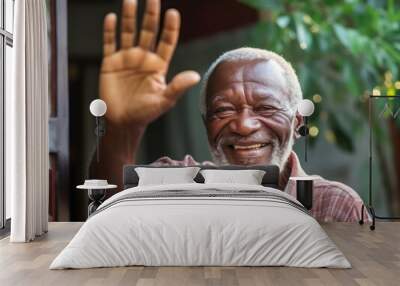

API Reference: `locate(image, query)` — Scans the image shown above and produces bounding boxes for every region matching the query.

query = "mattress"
[50,183,351,269]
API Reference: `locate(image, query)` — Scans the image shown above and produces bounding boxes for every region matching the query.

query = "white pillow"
[135,167,201,186]
[200,169,266,185]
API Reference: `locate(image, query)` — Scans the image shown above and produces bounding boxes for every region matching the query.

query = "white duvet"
[50,183,351,269]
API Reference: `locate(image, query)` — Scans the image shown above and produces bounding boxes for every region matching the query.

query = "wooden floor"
[0,222,399,286]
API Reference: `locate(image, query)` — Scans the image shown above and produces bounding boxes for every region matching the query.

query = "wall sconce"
[89,99,107,163]
[298,99,315,162]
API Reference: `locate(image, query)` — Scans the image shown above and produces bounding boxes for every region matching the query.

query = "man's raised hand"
[100,0,200,127]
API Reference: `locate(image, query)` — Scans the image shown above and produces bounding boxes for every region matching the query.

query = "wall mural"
[64,0,400,222]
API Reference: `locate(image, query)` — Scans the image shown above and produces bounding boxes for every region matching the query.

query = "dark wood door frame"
[49,0,70,221]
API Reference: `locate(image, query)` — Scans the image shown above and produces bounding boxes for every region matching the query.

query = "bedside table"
[77,180,117,216]
[289,176,319,210]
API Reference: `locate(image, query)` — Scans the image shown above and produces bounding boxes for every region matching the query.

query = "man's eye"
[214,107,235,114]
[254,106,278,115]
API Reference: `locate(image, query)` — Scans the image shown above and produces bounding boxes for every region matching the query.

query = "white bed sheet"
[50,183,350,269]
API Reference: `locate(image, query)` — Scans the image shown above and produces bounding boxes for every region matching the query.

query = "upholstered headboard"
[123,164,280,190]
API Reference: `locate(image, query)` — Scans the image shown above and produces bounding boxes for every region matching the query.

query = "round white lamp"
[297,99,315,162]
[298,99,315,117]
[90,99,107,117]
[90,99,107,163]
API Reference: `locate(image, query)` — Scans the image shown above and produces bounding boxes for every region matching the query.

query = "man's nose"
[229,109,261,136]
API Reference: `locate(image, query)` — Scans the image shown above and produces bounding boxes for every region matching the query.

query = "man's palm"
[100,0,200,126]
[101,47,169,125]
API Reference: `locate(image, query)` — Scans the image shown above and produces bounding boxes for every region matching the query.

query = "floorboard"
[0,222,399,286]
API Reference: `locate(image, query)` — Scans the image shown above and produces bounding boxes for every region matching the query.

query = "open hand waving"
[100,0,200,126]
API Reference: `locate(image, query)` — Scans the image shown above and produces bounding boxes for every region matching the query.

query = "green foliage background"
[240,0,400,151]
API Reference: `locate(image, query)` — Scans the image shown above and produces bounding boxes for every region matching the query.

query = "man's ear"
[202,114,212,142]
[294,111,304,140]
[202,114,217,148]
[201,114,207,126]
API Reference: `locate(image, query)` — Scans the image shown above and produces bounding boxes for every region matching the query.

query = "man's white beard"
[209,130,295,170]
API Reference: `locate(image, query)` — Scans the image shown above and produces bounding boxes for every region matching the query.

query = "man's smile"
[222,141,273,161]
[229,142,270,150]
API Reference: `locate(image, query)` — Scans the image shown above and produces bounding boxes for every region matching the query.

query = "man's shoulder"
[313,176,362,201]
[310,175,369,222]
[150,154,215,167]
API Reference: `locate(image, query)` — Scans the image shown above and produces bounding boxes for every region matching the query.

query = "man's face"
[205,59,299,167]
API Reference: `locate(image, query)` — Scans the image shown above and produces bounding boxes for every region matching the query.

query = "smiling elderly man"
[91,0,368,222]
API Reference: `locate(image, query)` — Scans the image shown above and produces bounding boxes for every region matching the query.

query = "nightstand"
[77,180,117,216]
[289,176,318,210]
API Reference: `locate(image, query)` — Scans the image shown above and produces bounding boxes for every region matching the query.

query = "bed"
[50,165,350,269]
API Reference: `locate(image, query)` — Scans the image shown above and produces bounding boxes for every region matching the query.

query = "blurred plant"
[240,0,400,214]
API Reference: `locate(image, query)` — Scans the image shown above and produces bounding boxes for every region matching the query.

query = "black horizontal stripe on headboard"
[123,164,280,190]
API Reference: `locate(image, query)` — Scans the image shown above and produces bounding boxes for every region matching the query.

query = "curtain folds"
[8,0,49,242]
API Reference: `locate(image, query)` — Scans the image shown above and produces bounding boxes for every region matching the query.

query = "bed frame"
[123,164,280,190]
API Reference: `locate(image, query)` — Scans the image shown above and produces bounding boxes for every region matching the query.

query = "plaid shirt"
[151,152,370,222]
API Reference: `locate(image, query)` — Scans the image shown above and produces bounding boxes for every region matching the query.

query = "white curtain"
[7,0,49,242]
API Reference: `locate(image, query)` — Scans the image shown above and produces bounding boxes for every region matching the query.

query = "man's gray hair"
[199,47,303,116]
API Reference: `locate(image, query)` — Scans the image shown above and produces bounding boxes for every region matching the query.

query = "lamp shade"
[298,99,314,117]
[90,99,107,117]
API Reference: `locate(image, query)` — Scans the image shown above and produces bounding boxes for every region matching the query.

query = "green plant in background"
[240,0,400,214]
